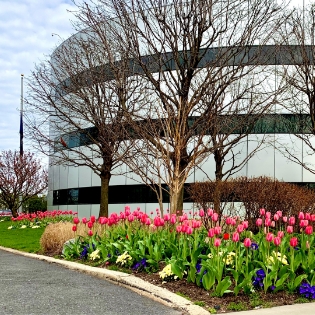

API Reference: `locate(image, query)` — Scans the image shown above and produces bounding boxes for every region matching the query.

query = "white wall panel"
[68,166,79,188]
[91,204,100,217]
[53,165,60,190]
[59,165,68,189]
[301,136,315,182]
[79,166,92,187]
[78,204,91,219]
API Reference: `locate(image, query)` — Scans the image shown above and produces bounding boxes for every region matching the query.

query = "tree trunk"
[214,149,224,216]
[170,184,184,214]
[99,171,111,218]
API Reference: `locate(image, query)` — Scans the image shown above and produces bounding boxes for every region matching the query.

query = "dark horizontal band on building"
[56,113,312,150]
[53,182,315,205]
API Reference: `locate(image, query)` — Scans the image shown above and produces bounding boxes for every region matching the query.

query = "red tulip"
[90,215,96,223]
[82,217,87,224]
[223,233,230,240]
[88,230,93,236]
[290,237,298,247]
[305,225,313,235]
[298,212,305,220]
[87,221,93,229]
[73,217,80,225]
[244,238,251,247]
[305,213,311,220]
[72,225,77,232]
[214,238,221,247]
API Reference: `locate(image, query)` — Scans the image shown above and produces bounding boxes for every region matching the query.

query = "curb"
[0,246,208,315]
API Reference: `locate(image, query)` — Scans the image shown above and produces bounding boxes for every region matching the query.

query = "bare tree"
[276,4,315,175]
[0,150,48,217]
[75,0,289,214]
[25,25,145,217]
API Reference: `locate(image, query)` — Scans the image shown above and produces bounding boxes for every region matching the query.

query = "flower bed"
[62,207,315,302]
[7,210,77,229]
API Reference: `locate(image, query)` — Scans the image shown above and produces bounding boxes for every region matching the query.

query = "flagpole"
[20,74,24,156]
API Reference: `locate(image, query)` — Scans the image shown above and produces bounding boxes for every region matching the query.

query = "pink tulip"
[298,212,305,220]
[163,214,170,221]
[277,231,284,238]
[232,232,240,242]
[230,218,236,226]
[260,208,266,216]
[287,225,294,234]
[170,215,177,224]
[282,216,287,223]
[237,224,244,233]
[214,238,221,247]
[266,232,274,242]
[73,217,80,225]
[305,213,311,220]
[243,238,251,247]
[207,208,214,216]
[271,221,275,228]
[305,225,313,235]
[274,236,281,246]
[212,213,219,222]
[290,237,298,247]
[289,217,295,225]
[273,214,279,221]
[300,220,309,228]
[199,209,205,217]
[145,218,151,225]
[208,228,215,238]
[256,218,263,226]
[226,217,232,225]
[186,226,193,235]
[243,221,249,229]
[266,211,271,219]
[265,218,271,227]
[90,215,96,223]
[311,214,315,222]
[214,226,221,235]
[82,217,87,224]
[276,211,283,217]
[88,230,93,236]
[128,214,135,222]
[176,225,182,233]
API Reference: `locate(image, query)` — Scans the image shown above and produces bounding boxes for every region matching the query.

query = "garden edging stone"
[0,246,208,315]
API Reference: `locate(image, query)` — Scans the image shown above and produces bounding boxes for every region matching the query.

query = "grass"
[226,302,248,311]
[0,221,44,253]
[175,292,191,300]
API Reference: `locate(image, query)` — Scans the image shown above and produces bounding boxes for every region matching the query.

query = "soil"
[126,270,303,313]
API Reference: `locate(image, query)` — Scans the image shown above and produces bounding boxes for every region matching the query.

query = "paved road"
[0,249,182,315]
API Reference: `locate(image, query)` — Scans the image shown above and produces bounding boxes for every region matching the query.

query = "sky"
[0,0,308,157]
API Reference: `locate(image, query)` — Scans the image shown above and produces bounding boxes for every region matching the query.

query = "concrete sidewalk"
[1,246,314,315]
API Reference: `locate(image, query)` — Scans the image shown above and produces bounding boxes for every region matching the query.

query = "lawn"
[0,220,44,253]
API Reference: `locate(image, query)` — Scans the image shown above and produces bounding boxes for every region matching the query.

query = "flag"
[19,114,23,156]
[60,137,67,148]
